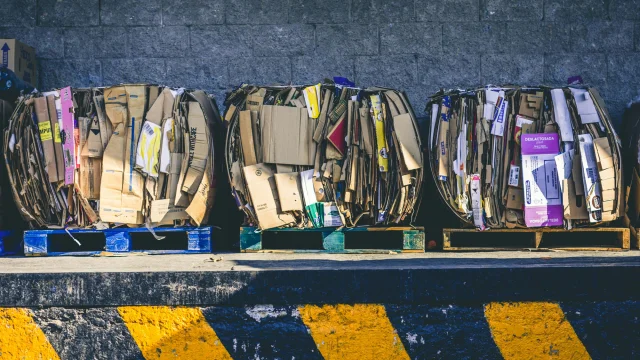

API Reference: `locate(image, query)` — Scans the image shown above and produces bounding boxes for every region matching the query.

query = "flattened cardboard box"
[0,39,37,85]
[243,163,296,230]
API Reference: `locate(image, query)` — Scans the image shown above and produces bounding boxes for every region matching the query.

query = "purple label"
[521,133,560,155]
[525,205,563,227]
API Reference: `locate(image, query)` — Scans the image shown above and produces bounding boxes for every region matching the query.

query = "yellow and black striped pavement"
[1,254,639,359]
[0,301,638,359]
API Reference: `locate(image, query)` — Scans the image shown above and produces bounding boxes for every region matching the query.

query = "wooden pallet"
[23,226,212,256]
[240,226,425,253]
[0,231,20,256]
[443,227,630,251]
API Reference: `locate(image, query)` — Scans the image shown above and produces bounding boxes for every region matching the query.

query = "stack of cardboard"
[621,101,640,228]
[4,84,223,229]
[223,80,424,231]
[427,86,623,229]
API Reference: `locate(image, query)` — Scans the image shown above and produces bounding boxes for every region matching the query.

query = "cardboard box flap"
[239,110,257,166]
[393,113,422,170]
[275,172,303,212]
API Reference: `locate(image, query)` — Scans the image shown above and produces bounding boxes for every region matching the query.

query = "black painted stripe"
[202,305,323,360]
[561,301,640,359]
[32,307,144,360]
[385,304,502,360]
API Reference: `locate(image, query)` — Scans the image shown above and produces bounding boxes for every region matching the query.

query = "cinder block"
[544,0,609,21]
[416,0,479,22]
[228,57,291,85]
[292,56,355,84]
[32,27,65,59]
[481,54,543,84]
[0,27,64,59]
[101,58,166,85]
[65,28,128,59]
[571,21,634,52]
[610,0,640,20]
[316,25,378,57]
[480,0,543,21]
[101,0,161,26]
[544,54,607,88]
[37,0,99,26]
[352,0,415,23]
[504,22,570,54]
[419,54,481,88]
[289,0,348,24]
[443,22,506,55]
[355,56,417,89]
[2,0,36,27]
[380,23,442,55]
[40,60,102,89]
[166,58,228,90]
[163,0,224,25]
[251,25,314,56]
[608,53,640,85]
[190,26,253,58]
[226,0,288,24]
[127,26,189,58]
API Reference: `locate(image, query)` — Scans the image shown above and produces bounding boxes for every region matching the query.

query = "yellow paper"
[371,95,389,172]
[303,85,320,119]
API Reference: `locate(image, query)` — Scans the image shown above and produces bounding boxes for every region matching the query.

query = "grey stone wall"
[1,0,639,122]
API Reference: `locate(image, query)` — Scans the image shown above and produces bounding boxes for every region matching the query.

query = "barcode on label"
[143,124,154,136]
[508,165,520,187]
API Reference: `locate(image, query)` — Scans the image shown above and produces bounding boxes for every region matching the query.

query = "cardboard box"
[522,133,562,227]
[0,39,37,85]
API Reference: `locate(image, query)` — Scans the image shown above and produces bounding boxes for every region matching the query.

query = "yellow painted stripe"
[484,302,591,360]
[118,306,232,360]
[0,308,60,359]
[298,304,410,360]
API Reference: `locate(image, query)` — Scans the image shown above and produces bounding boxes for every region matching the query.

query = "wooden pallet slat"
[442,227,630,251]
[23,226,212,256]
[240,226,425,254]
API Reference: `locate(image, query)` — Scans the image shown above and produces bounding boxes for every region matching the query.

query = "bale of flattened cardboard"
[427,86,623,230]
[621,101,640,228]
[4,84,223,229]
[223,80,424,231]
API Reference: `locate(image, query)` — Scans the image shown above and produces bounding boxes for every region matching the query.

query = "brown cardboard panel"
[33,97,59,182]
[562,179,589,219]
[506,187,524,209]
[122,85,146,209]
[182,102,209,194]
[251,110,262,163]
[594,136,613,170]
[600,167,615,180]
[79,157,101,200]
[602,200,614,212]
[186,159,214,226]
[393,113,422,170]
[85,116,103,158]
[601,177,616,191]
[602,189,616,202]
[46,95,65,180]
[239,110,257,166]
[274,172,303,211]
[243,163,296,230]
[261,105,315,166]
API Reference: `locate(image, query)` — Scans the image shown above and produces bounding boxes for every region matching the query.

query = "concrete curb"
[1,302,637,359]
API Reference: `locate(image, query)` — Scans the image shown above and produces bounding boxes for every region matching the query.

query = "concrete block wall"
[1,0,639,122]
